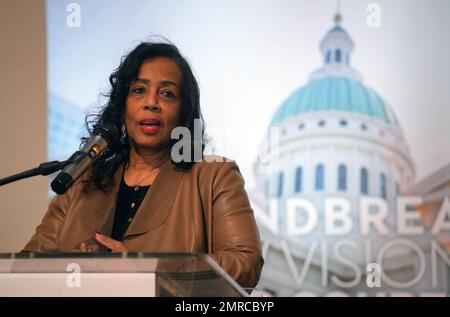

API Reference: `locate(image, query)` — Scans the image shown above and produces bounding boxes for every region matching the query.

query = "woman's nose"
[143,92,160,111]
[144,104,160,111]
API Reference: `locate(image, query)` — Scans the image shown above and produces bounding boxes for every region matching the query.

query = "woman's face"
[125,57,182,152]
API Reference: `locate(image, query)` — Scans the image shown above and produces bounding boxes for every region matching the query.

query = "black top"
[111,177,151,241]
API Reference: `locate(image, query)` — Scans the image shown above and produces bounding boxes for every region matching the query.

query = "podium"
[0,253,248,297]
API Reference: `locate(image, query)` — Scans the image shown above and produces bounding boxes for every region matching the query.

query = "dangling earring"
[121,123,127,143]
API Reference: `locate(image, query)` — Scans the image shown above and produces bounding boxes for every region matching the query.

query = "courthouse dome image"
[250,15,447,296]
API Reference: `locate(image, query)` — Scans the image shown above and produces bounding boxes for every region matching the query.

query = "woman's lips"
[138,118,161,134]
[139,125,161,134]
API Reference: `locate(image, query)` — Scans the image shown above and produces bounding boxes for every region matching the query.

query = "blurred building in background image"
[48,93,85,161]
[250,14,450,296]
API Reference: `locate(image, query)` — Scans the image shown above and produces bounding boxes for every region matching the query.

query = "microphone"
[51,123,120,194]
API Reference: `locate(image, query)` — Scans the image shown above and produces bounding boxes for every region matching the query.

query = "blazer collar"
[123,158,184,238]
[73,158,184,248]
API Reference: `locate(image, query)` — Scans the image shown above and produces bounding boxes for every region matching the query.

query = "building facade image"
[250,14,450,297]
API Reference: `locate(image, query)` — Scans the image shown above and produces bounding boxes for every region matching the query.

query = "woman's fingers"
[79,242,88,252]
[94,232,127,252]
[80,233,127,252]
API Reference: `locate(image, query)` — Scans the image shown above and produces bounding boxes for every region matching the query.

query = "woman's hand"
[79,232,128,253]
[93,231,128,252]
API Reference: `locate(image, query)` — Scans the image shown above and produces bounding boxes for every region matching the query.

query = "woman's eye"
[132,87,145,94]
[161,90,176,98]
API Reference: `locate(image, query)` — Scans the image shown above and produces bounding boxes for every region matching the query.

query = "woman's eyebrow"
[159,80,178,88]
[132,78,178,88]
[133,78,150,84]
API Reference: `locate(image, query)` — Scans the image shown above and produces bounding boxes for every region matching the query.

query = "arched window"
[315,164,324,191]
[277,172,284,197]
[380,173,387,199]
[338,164,347,191]
[295,167,303,193]
[335,49,341,63]
[326,51,331,64]
[360,168,368,194]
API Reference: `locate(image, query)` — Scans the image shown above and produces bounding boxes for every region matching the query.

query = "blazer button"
[128,217,133,223]
[130,202,136,208]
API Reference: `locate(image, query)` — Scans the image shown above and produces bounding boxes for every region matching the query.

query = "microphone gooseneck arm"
[0,160,72,187]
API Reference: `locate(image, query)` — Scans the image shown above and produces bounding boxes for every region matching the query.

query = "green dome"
[270,76,396,126]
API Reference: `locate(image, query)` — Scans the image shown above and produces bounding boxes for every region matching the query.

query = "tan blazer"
[23,156,263,288]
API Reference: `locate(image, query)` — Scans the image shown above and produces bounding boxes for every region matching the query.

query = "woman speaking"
[23,42,263,288]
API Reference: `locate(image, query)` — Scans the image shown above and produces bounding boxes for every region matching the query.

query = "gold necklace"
[127,167,159,191]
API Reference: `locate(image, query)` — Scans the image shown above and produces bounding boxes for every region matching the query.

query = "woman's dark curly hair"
[81,41,205,193]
